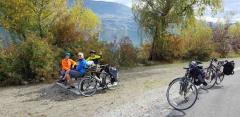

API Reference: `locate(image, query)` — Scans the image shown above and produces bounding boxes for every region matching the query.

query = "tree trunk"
[149,18,166,61]
[38,14,44,39]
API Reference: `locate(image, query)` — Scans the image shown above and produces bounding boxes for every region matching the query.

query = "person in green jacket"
[86,50,102,64]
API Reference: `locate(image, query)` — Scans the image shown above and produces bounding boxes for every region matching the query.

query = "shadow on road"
[209,85,223,90]
[198,88,209,94]
[166,109,186,117]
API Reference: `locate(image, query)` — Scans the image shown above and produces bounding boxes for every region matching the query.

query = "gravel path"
[0,58,238,117]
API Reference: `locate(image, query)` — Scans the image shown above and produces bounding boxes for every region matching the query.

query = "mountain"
[83,0,141,46]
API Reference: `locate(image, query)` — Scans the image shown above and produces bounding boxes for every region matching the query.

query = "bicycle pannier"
[223,61,235,75]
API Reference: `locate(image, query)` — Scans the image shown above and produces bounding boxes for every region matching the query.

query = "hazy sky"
[95,0,132,7]
[96,0,240,23]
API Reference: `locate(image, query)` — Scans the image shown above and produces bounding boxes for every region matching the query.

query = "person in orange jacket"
[58,52,76,83]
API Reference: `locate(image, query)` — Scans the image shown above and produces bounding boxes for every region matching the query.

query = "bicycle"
[202,58,220,89]
[205,59,227,87]
[78,64,119,97]
[215,60,235,85]
[166,61,209,110]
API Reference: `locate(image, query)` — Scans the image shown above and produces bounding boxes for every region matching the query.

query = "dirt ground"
[0,62,196,117]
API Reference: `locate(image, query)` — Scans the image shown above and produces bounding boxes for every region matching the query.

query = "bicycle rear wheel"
[216,74,224,85]
[166,77,198,110]
[78,77,97,97]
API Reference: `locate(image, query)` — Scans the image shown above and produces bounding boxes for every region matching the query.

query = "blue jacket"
[76,59,88,75]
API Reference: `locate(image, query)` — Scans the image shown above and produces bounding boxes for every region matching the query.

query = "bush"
[118,37,138,67]
[102,41,120,66]
[17,38,55,81]
[138,42,151,64]
[0,46,22,86]
[0,37,55,86]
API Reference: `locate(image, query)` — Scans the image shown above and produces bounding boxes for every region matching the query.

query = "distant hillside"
[82,0,141,46]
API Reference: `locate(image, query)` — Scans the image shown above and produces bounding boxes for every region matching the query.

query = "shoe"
[57,80,64,83]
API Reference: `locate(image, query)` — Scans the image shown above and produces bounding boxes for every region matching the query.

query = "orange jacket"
[61,59,76,71]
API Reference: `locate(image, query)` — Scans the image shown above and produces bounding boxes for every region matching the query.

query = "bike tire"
[216,74,224,85]
[166,77,198,110]
[78,77,97,97]
[202,69,217,89]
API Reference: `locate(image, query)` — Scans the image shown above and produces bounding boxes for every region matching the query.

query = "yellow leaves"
[0,0,100,40]
[229,22,240,39]
[180,21,213,53]
[68,2,101,35]
[79,9,101,32]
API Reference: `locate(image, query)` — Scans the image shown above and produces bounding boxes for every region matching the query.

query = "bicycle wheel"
[78,77,97,97]
[166,77,198,110]
[202,69,217,89]
[216,74,224,85]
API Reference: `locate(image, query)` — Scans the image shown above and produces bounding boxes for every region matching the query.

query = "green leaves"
[133,0,222,60]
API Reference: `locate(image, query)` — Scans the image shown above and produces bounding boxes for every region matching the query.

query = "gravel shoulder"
[0,58,239,117]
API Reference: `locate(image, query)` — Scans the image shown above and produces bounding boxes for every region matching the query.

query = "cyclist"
[87,50,102,64]
[58,52,76,83]
[64,52,88,89]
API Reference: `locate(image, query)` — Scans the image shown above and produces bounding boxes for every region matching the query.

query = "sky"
[95,0,240,23]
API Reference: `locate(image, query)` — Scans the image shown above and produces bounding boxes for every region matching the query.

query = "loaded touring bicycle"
[57,64,119,96]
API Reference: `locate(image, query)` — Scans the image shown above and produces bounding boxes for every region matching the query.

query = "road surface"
[167,62,240,117]
[0,58,239,117]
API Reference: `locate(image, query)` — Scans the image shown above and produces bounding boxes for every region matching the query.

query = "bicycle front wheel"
[78,77,97,97]
[166,77,198,110]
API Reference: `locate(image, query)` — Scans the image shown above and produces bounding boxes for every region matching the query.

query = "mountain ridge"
[83,0,141,46]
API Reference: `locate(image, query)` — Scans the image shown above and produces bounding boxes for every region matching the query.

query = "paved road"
[167,61,240,117]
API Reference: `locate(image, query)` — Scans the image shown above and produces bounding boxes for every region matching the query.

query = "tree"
[0,0,67,40]
[27,0,67,38]
[213,12,234,57]
[68,1,100,40]
[229,22,240,52]
[0,0,32,40]
[229,22,240,39]
[51,1,101,48]
[213,22,231,57]
[133,0,222,61]
[181,21,214,60]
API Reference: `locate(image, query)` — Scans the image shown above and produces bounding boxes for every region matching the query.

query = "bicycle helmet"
[66,52,71,57]
[90,50,96,54]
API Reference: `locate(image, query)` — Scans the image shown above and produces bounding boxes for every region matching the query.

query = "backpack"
[223,61,235,75]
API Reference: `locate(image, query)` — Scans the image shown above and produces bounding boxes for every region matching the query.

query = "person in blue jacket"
[64,52,88,89]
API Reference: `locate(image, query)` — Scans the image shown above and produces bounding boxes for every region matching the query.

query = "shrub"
[0,45,22,86]
[118,37,138,67]
[138,42,151,64]
[102,41,120,66]
[16,38,55,81]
